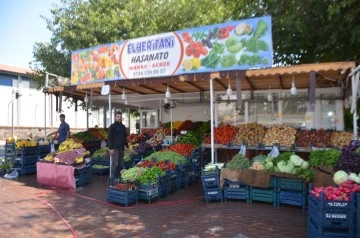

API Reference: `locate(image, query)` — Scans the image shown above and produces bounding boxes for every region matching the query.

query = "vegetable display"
[335,142,360,173]
[329,131,353,148]
[92,147,109,159]
[165,143,195,157]
[176,132,202,147]
[311,180,360,201]
[139,167,166,185]
[262,125,296,147]
[144,151,187,165]
[226,154,250,170]
[74,131,101,143]
[204,124,238,145]
[295,129,330,147]
[309,149,340,168]
[121,167,147,182]
[177,120,193,132]
[232,122,266,145]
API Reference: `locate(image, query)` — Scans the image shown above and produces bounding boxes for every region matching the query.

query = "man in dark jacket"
[108,111,129,179]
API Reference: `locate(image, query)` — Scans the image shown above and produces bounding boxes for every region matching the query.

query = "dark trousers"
[111,149,124,179]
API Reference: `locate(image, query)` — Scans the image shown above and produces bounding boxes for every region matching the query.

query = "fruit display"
[128,133,145,144]
[262,125,296,147]
[16,139,37,148]
[44,153,54,162]
[232,122,266,145]
[329,131,354,149]
[177,120,193,132]
[165,143,195,157]
[295,129,330,147]
[6,136,17,144]
[58,138,84,151]
[144,151,187,165]
[172,121,183,130]
[54,148,88,164]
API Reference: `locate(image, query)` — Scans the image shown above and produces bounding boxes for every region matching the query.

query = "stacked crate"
[91,158,110,176]
[356,193,360,238]
[138,181,159,204]
[74,164,92,187]
[38,145,51,160]
[13,146,38,175]
[249,176,277,207]
[158,173,170,198]
[176,162,189,190]
[167,169,178,193]
[277,178,307,210]
[4,143,15,161]
[224,179,249,202]
[107,188,138,207]
[201,168,223,203]
[308,186,355,238]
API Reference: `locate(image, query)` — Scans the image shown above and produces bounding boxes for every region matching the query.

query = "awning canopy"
[48,61,355,101]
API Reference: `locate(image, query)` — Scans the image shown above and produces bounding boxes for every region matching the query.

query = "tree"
[30,0,360,84]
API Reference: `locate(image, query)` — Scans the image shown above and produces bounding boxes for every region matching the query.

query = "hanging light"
[267,84,273,102]
[121,87,126,100]
[290,74,297,95]
[125,98,129,105]
[226,79,233,97]
[165,84,171,99]
[164,97,169,104]
[84,92,89,103]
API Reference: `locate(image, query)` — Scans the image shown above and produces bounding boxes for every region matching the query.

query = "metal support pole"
[44,73,49,137]
[210,78,215,164]
[170,104,173,144]
[11,99,14,137]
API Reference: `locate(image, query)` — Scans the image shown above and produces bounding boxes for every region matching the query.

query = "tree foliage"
[30,0,360,85]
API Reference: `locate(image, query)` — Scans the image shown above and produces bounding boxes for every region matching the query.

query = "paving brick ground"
[0,174,307,238]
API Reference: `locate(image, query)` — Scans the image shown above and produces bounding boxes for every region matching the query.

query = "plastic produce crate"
[138,182,159,204]
[158,183,170,198]
[14,164,36,175]
[38,145,51,156]
[177,175,188,189]
[16,146,38,156]
[308,217,354,238]
[224,180,249,202]
[278,191,306,209]
[107,188,138,206]
[201,175,220,189]
[278,178,306,191]
[75,164,92,187]
[203,188,223,203]
[14,155,38,165]
[308,187,355,235]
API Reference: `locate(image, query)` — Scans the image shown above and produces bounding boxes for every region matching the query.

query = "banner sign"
[71,16,272,85]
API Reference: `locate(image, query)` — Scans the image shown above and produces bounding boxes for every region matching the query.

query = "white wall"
[161,103,210,123]
[0,85,89,129]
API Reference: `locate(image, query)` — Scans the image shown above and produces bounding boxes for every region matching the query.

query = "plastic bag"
[50,143,56,153]
[101,140,107,148]
[239,145,247,156]
[268,146,279,158]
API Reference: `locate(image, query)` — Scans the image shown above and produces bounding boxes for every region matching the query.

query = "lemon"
[191,57,201,69]
[183,59,193,71]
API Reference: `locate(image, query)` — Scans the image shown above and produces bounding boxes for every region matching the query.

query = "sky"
[0,0,59,69]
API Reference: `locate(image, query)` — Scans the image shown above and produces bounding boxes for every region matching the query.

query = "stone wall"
[0,126,87,140]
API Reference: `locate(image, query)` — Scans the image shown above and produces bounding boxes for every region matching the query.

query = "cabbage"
[265,157,274,163]
[265,162,273,170]
[290,155,304,167]
[300,161,309,169]
[277,160,295,173]
[333,170,348,185]
[348,173,358,182]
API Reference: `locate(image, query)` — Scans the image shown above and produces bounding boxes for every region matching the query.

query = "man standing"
[108,111,129,179]
[49,114,70,144]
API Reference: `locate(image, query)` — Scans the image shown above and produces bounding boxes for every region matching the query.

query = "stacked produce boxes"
[201,168,223,203]
[249,176,277,207]
[308,185,355,237]
[224,179,249,202]
[13,146,38,175]
[75,164,92,187]
[277,178,307,210]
